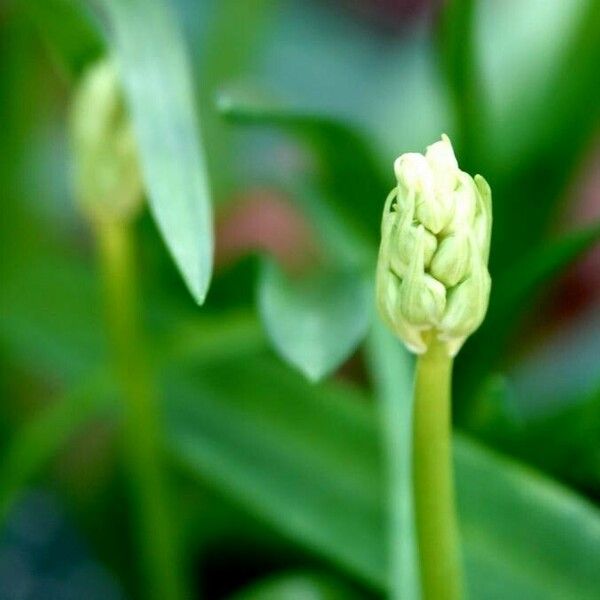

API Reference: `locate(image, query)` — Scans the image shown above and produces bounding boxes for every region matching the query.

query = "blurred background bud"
[70,59,143,224]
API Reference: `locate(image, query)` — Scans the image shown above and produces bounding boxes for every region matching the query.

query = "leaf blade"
[458,220,600,406]
[258,260,372,381]
[167,357,600,599]
[101,0,213,303]
[218,92,388,244]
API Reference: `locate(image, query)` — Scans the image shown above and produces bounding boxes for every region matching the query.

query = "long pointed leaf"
[167,357,600,599]
[100,0,213,303]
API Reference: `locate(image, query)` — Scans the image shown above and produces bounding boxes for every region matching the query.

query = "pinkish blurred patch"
[215,189,318,271]
[329,0,440,32]
[550,142,600,324]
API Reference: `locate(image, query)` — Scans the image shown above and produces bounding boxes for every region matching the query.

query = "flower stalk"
[95,219,187,600]
[413,338,461,600]
[376,135,492,599]
[71,59,187,600]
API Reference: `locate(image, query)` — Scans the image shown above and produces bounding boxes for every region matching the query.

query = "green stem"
[413,341,462,600]
[95,219,187,600]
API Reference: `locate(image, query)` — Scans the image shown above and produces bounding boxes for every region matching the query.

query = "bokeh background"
[1,0,599,598]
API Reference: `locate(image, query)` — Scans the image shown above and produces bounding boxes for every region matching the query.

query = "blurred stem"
[95,219,187,600]
[413,341,462,600]
[366,321,420,600]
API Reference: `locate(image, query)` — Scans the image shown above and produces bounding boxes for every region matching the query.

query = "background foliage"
[1,0,599,598]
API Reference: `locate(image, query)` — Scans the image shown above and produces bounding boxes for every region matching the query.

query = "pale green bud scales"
[376,135,492,356]
[71,59,143,223]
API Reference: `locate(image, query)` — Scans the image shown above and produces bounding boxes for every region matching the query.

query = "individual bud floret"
[429,233,470,288]
[438,235,491,356]
[398,226,446,328]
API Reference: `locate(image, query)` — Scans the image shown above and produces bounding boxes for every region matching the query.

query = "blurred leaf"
[479,0,600,274]
[483,380,600,498]
[0,255,105,382]
[229,571,364,600]
[101,0,213,304]
[492,220,600,323]
[0,373,116,525]
[24,0,104,79]
[218,92,388,245]
[508,305,600,418]
[168,357,600,599]
[438,0,485,167]
[0,250,263,384]
[168,359,387,587]
[366,320,419,600]
[219,98,387,380]
[199,0,277,197]
[481,0,600,172]
[258,260,372,381]
[458,221,600,407]
[532,1,600,155]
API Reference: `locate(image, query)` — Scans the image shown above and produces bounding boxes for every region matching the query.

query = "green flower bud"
[70,58,143,223]
[376,135,492,356]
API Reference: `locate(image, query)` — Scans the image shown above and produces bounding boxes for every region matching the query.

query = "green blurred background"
[1,0,599,598]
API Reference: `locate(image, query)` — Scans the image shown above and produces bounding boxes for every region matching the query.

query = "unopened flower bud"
[376,135,492,356]
[70,58,143,223]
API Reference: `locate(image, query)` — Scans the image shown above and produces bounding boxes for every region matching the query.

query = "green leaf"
[168,360,387,586]
[437,0,485,167]
[481,0,600,173]
[229,572,364,600]
[199,0,277,197]
[488,382,600,497]
[0,255,105,381]
[218,92,388,244]
[479,1,600,273]
[168,357,600,599]
[100,0,213,303]
[24,0,104,79]
[508,307,600,418]
[458,221,600,406]
[258,260,372,381]
[492,221,600,323]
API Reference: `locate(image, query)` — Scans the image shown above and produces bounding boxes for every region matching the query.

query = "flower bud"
[70,58,143,223]
[376,135,492,356]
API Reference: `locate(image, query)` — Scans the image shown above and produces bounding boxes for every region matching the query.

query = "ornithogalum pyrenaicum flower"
[376,135,492,357]
[71,59,142,223]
